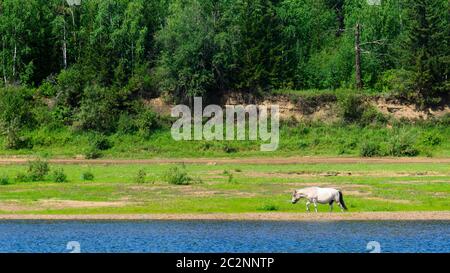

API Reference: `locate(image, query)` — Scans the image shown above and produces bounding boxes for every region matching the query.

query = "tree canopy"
[0,0,447,103]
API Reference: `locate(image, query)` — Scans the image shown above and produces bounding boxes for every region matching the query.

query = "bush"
[52,168,67,183]
[0,176,9,185]
[421,132,442,146]
[81,171,94,181]
[0,87,35,149]
[84,134,111,159]
[56,67,85,108]
[376,69,414,96]
[0,87,35,129]
[298,140,309,149]
[15,172,30,182]
[76,86,120,132]
[123,64,157,97]
[27,159,49,181]
[135,109,161,137]
[85,147,102,159]
[222,144,238,153]
[134,169,147,184]
[2,121,32,150]
[258,204,278,211]
[117,113,138,135]
[37,77,57,97]
[360,106,388,125]
[388,134,419,157]
[90,135,112,151]
[164,165,192,185]
[439,113,450,126]
[360,142,382,157]
[337,92,366,123]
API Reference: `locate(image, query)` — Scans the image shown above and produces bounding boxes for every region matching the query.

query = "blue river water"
[0,220,448,253]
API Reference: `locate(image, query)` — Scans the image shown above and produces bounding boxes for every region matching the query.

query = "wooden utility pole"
[355,23,363,90]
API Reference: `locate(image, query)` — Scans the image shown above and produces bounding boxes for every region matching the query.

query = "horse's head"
[291,190,302,204]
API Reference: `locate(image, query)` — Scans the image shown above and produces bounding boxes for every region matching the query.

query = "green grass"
[0,122,448,158]
[0,162,448,214]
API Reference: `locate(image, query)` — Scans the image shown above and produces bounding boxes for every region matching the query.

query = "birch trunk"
[355,23,363,90]
[63,18,68,69]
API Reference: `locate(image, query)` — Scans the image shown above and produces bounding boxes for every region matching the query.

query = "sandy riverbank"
[1,212,449,221]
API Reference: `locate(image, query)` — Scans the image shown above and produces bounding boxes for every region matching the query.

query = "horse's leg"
[329,202,333,212]
[306,201,311,212]
[313,199,318,213]
[335,193,344,212]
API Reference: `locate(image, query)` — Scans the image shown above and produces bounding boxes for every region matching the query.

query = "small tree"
[27,159,50,181]
[403,0,449,104]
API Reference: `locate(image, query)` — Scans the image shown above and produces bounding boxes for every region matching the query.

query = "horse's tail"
[339,191,348,210]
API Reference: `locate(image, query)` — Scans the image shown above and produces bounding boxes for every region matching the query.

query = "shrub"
[258,204,278,211]
[298,140,309,149]
[27,159,49,181]
[222,144,238,153]
[85,147,102,159]
[360,106,388,125]
[200,142,212,151]
[421,132,442,146]
[0,87,35,129]
[388,134,419,157]
[37,77,57,97]
[0,87,35,149]
[52,168,67,183]
[439,113,450,126]
[337,92,366,123]
[76,86,120,132]
[164,165,192,185]
[123,64,157,97]
[135,109,161,137]
[90,135,112,151]
[344,138,358,150]
[0,176,9,185]
[84,135,111,159]
[360,142,382,157]
[2,120,32,150]
[376,69,414,97]
[81,171,94,181]
[56,67,85,108]
[134,169,147,184]
[15,172,29,182]
[117,113,138,134]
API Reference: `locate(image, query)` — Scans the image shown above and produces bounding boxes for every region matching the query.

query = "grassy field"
[0,122,448,158]
[0,161,448,214]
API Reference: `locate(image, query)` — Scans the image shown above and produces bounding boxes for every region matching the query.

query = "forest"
[0,0,448,157]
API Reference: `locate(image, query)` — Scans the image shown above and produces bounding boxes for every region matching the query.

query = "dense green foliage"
[0,0,447,97]
[0,0,448,156]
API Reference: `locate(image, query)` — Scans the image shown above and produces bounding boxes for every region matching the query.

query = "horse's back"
[316,187,339,203]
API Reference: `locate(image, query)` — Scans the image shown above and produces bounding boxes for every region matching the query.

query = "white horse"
[291,187,348,212]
